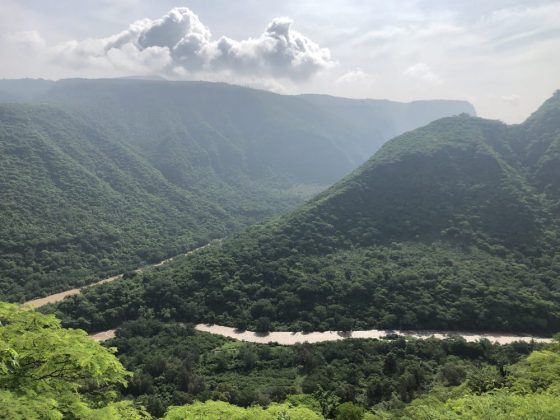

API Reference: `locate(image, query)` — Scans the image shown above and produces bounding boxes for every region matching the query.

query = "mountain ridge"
[0,78,475,301]
[53,90,560,335]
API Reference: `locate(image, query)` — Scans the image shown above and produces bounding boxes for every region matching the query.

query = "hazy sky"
[1,0,559,122]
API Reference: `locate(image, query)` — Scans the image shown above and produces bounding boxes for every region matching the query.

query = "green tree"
[0,302,146,419]
[163,400,323,419]
[508,349,560,394]
[335,402,364,420]
[466,365,504,394]
[256,316,272,333]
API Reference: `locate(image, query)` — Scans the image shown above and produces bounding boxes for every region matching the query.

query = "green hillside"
[55,91,560,335]
[515,91,560,199]
[0,79,473,301]
[0,104,231,301]
[1,78,475,184]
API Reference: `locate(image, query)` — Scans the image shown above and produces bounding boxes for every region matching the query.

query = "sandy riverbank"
[89,324,553,345]
[90,329,117,341]
[194,324,553,345]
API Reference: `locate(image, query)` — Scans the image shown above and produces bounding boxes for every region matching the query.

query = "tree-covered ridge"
[0,79,473,302]
[516,90,560,199]
[0,78,476,185]
[54,92,560,335]
[0,104,232,301]
[291,112,555,252]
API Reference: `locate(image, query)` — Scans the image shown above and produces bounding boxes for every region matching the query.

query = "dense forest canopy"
[0,79,473,302]
[54,91,560,336]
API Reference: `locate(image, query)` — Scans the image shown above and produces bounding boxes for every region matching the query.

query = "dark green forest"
[54,91,560,335]
[0,79,473,301]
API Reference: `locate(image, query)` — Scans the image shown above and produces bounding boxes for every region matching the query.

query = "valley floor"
[30,240,553,346]
[194,324,553,345]
[89,324,552,345]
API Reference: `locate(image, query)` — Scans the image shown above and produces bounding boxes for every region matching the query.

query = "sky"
[1,0,559,123]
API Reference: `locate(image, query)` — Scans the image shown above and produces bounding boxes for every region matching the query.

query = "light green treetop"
[0,302,147,419]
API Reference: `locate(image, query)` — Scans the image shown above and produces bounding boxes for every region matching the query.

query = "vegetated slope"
[22,78,475,184]
[55,92,560,335]
[0,78,474,301]
[0,104,232,301]
[515,92,560,200]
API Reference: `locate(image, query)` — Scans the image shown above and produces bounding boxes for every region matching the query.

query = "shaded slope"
[0,78,476,188]
[35,78,475,185]
[0,104,230,300]
[515,90,560,200]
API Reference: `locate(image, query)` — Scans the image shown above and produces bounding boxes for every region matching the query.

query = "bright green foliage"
[466,365,504,394]
[266,403,325,420]
[0,389,61,420]
[0,302,145,419]
[403,390,560,419]
[508,349,560,393]
[83,401,152,419]
[163,400,324,419]
[393,338,560,419]
[286,394,323,414]
[335,402,365,419]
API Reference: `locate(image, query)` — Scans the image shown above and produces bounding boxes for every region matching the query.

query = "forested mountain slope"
[55,91,560,335]
[0,104,230,300]
[0,78,476,184]
[515,91,560,199]
[0,78,473,301]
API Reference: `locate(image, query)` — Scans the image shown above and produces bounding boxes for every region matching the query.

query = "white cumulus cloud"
[48,7,333,82]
